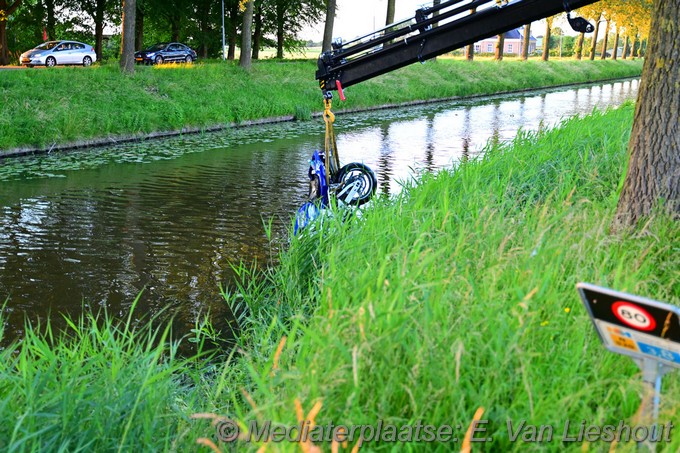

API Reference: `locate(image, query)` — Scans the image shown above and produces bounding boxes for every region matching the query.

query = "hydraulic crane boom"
[316,0,599,95]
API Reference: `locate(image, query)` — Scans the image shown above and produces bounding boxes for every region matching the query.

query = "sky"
[300,0,572,43]
[301,0,435,42]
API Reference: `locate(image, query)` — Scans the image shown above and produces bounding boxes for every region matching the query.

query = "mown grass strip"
[1,59,642,150]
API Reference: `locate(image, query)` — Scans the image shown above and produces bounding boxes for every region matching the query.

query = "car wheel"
[185,55,193,64]
[83,56,92,67]
[46,57,57,67]
[154,55,163,65]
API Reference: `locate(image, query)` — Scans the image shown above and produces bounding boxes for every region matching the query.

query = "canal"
[0,79,639,341]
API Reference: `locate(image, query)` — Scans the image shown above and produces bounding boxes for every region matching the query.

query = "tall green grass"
[218,103,679,452]
[0,59,643,151]
[2,103,677,452]
[0,304,213,452]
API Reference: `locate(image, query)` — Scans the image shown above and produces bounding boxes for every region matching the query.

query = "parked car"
[134,43,197,65]
[20,40,96,68]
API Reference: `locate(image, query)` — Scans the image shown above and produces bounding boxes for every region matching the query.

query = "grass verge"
[2,103,678,452]
[1,59,643,151]
[217,102,679,452]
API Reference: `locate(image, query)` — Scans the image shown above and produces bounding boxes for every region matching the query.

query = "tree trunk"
[276,1,284,59]
[385,0,395,26]
[252,0,262,59]
[612,27,619,60]
[0,20,6,66]
[600,18,609,59]
[135,5,144,51]
[574,32,584,60]
[95,13,104,61]
[521,23,531,60]
[120,0,135,74]
[0,0,22,64]
[614,0,680,227]
[495,33,505,60]
[542,20,551,61]
[45,0,56,40]
[631,35,638,59]
[589,15,600,60]
[227,1,238,60]
[276,23,283,58]
[239,0,253,69]
[171,15,180,42]
[465,7,476,61]
[322,0,336,52]
[622,36,629,59]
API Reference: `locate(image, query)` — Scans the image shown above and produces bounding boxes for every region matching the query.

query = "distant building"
[474,28,537,55]
[535,36,544,51]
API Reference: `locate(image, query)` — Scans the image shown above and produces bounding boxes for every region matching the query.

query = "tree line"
[459,0,652,62]
[0,0,326,65]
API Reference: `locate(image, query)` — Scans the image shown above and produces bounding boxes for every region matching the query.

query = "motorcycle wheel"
[333,163,377,206]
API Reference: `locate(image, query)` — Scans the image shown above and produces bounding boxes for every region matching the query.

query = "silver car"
[20,40,97,68]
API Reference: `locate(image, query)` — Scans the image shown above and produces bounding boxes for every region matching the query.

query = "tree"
[610,0,652,60]
[541,15,554,61]
[615,0,680,227]
[79,0,119,61]
[599,14,610,59]
[251,0,263,59]
[134,1,144,50]
[321,0,335,52]
[521,23,531,60]
[226,0,239,59]
[385,0,394,26]
[612,24,620,59]
[621,35,628,58]
[42,0,57,40]
[120,0,134,73]
[465,6,476,61]
[494,33,505,60]
[271,0,323,58]
[0,0,22,65]
[239,0,253,68]
[588,12,601,59]
[574,31,584,59]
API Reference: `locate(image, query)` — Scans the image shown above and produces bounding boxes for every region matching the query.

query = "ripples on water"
[0,79,639,341]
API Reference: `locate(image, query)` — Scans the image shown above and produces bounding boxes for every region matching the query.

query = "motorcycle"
[294,149,377,234]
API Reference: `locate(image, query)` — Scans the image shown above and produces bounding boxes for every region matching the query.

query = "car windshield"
[35,41,60,50]
[145,44,167,52]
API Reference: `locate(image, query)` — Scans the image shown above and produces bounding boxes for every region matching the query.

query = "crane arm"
[316,0,599,95]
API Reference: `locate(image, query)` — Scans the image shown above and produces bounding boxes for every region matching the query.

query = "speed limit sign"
[578,282,680,368]
[611,301,656,331]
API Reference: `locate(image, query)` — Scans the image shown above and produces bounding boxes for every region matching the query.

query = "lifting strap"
[323,98,341,182]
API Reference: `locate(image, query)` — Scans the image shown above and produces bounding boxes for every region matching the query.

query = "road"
[0,65,40,70]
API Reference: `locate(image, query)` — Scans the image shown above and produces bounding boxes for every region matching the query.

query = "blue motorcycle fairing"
[294,201,322,235]
[309,150,330,206]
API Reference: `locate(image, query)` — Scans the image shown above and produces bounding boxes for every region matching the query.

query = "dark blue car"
[134,42,197,65]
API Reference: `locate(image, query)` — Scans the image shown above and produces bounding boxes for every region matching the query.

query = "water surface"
[0,79,639,340]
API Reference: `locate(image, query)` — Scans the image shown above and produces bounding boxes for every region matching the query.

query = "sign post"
[577,282,680,450]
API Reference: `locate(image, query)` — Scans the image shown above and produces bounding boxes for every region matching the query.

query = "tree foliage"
[3,0,324,63]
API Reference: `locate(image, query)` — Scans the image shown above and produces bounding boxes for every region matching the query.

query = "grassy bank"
[1,59,642,151]
[3,103,678,452]
[219,103,679,452]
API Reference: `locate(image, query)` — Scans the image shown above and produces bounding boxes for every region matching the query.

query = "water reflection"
[0,79,639,341]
